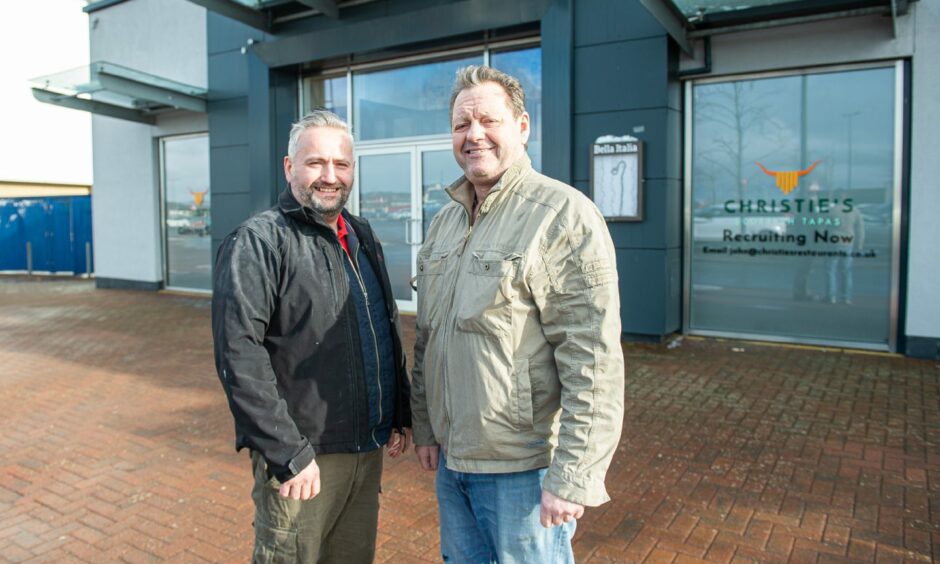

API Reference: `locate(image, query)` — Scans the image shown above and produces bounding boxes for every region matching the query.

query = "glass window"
[358,152,413,300]
[688,66,897,347]
[303,75,348,121]
[422,148,463,236]
[163,134,211,291]
[300,46,542,168]
[491,47,542,172]
[352,55,483,141]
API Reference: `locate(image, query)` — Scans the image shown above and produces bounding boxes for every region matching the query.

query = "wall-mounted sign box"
[590,136,644,221]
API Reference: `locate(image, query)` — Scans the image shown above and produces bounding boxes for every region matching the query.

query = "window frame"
[681,60,905,351]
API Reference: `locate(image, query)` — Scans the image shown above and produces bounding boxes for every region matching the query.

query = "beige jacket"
[411,157,624,506]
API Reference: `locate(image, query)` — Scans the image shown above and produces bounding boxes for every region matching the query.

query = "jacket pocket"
[416,251,448,330]
[511,358,534,429]
[455,251,521,338]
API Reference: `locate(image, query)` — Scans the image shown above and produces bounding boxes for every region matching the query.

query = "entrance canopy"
[30,62,207,125]
[184,0,345,32]
[638,0,916,54]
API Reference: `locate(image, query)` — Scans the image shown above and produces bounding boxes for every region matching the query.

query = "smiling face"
[451,82,530,194]
[283,126,354,219]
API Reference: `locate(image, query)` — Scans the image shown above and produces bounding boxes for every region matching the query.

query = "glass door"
[357,148,415,309]
[356,141,462,312]
[421,146,461,238]
[161,133,210,292]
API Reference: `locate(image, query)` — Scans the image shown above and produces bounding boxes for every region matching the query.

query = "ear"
[518,111,531,145]
[283,155,293,183]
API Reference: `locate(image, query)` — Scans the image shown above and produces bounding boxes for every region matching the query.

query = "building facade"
[45,0,938,358]
[73,0,209,291]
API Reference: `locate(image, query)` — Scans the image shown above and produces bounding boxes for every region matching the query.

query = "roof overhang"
[638,0,916,56]
[30,62,207,125]
[184,0,345,32]
[248,0,550,68]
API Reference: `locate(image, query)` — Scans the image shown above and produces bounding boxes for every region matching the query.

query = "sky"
[0,1,92,185]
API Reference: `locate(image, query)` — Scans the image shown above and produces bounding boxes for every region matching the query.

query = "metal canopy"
[186,0,340,32]
[639,0,914,56]
[249,0,551,68]
[30,62,207,125]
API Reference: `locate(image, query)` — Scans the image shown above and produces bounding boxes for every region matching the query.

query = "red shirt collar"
[336,214,350,255]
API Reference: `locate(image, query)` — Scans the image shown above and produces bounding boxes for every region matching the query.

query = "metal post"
[26,241,33,275]
[85,242,92,277]
[842,110,860,189]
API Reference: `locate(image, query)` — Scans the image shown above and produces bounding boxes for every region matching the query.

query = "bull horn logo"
[755,161,821,195]
[190,189,208,207]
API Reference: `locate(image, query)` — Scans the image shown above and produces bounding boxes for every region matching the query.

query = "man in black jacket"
[212,110,412,562]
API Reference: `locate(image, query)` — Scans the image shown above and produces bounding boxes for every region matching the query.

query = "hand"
[386,428,413,458]
[278,459,320,501]
[415,445,439,471]
[540,490,584,528]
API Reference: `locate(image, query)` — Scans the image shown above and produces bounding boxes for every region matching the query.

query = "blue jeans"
[436,453,576,563]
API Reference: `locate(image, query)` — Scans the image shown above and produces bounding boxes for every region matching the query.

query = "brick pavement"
[0,276,938,563]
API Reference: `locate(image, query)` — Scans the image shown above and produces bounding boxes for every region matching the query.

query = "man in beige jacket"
[411,65,625,562]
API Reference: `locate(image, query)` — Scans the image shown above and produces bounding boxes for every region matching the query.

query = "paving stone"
[1,276,939,561]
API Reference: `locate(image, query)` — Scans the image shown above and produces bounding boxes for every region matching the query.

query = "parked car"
[177,216,210,236]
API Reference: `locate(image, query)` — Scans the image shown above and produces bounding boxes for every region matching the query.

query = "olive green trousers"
[250,449,383,563]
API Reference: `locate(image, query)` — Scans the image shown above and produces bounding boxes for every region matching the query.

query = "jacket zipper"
[329,240,362,452]
[459,224,474,256]
[347,246,384,450]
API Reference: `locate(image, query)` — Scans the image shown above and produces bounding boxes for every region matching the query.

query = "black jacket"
[212,189,411,481]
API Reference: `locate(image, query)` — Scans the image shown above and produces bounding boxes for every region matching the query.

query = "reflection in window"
[300,46,542,166]
[358,153,413,300]
[689,66,897,347]
[422,149,463,236]
[163,134,211,291]
[491,47,542,172]
[304,75,347,120]
[353,55,483,141]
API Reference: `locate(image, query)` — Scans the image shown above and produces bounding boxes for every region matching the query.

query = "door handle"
[413,218,423,246]
[405,218,424,246]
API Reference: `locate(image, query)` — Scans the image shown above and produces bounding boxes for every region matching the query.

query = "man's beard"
[295,180,350,216]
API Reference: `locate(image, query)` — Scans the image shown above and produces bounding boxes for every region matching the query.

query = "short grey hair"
[449,65,526,118]
[287,110,351,160]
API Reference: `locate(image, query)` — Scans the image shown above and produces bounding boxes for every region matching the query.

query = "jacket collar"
[445,154,532,217]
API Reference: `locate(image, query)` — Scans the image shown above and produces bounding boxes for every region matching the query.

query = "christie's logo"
[755,160,821,195]
[190,189,208,207]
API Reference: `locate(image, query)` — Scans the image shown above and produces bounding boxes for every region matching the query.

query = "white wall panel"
[91,115,161,281]
[88,0,207,285]
[89,0,206,88]
[905,1,940,339]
